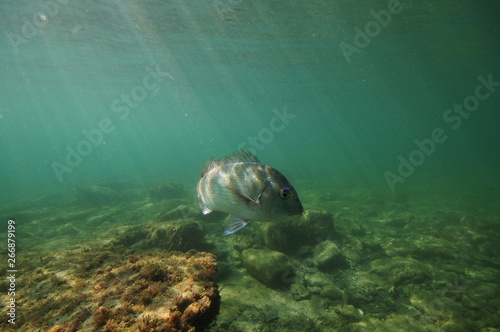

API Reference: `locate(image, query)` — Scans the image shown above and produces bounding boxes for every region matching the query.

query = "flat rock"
[10,250,220,331]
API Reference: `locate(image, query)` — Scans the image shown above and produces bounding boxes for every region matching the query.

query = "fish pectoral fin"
[223,218,250,236]
[235,190,261,206]
[243,192,259,205]
[246,184,267,206]
[228,181,262,206]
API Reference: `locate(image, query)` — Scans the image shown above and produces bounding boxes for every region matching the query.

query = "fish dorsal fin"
[220,149,261,164]
[201,150,261,177]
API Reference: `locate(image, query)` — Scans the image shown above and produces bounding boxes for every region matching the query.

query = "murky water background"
[1,0,499,200]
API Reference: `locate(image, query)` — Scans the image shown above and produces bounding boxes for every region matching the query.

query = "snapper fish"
[197,150,303,236]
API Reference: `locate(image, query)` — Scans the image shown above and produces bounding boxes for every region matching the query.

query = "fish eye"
[280,187,291,200]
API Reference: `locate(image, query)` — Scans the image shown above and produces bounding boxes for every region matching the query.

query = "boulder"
[143,219,207,251]
[262,210,335,253]
[312,240,348,270]
[304,271,343,300]
[242,248,294,289]
[109,219,208,252]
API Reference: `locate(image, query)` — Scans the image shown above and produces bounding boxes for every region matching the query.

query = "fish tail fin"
[223,218,250,236]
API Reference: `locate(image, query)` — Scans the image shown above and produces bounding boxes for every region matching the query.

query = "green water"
[1,0,498,200]
[1,1,500,331]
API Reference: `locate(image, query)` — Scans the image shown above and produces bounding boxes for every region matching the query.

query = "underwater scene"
[1,0,500,331]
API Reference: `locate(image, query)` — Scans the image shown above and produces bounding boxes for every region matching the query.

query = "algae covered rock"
[4,247,220,332]
[312,240,348,271]
[295,210,336,243]
[242,248,294,289]
[110,224,149,247]
[345,257,433,314]
[262,210,335,253]
[143,219,208,251]
[370,257,432,287]
[304,271,343,300]
[290,283,311,300]
[335,304,363,322]
[110,219,209,252]
[320,283,345,301]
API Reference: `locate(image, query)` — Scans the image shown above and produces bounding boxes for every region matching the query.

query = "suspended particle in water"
[37,13,48,22]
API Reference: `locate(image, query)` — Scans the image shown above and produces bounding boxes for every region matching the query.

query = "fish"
[197,150,303,236]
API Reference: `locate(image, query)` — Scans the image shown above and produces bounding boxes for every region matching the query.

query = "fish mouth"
[289,205,304,216]
[288,208,304,217]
